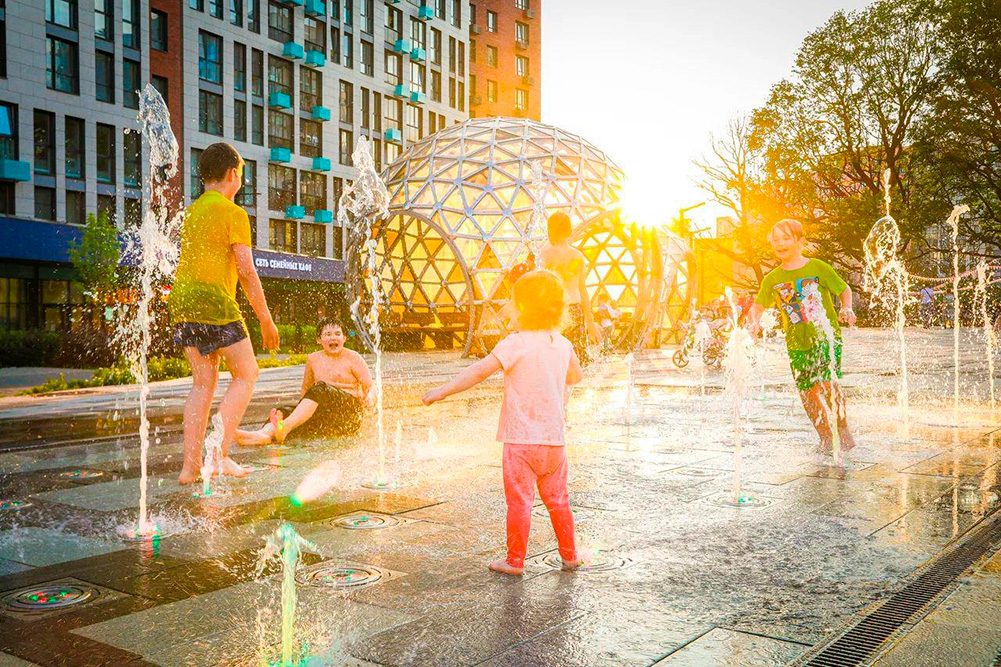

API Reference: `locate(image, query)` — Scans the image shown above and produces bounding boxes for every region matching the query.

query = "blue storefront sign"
[0,217,85,263]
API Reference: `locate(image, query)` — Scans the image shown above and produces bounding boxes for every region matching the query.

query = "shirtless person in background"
[236,318,374,444]
[539,212,602,366]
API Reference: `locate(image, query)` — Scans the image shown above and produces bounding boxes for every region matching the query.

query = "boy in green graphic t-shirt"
[749,219,857,462]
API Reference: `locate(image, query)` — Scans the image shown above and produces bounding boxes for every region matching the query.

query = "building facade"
[0,0,471,331]
[467,0,539,120]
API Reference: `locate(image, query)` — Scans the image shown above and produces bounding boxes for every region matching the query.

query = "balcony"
[469,24,481,35]
[311,105,331,121]
[305,49,326,67]
[304,0,325,16]
[521,75,534,86]
[384,128,402,142]
[470,95,482,106]
[417,5,434,19]
[410,91,427,104]
[283,41,305,60]
[0,160,30,182]
[393,83,410,98]
[270,147,292,163]
[523,8,535,19]
[285,205,306,219]
[278,0,304,5]
[268,91,292,109]
[410,47,427,62]
[393,39,411,54]
[312,156,332,171]
[515,40,529,50]
[314,209,333,223]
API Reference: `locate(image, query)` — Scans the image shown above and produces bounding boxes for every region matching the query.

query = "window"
[234,99,247,142]
[190,0,204,9]
[304,17,325,53]
[434,0,445,19]
[430,70,441,102]
[252,105,264,145]
[339,130,353,165]
[237,159,257,206]
[268,1,293,42]
[46,0,77,29]
[248,0,261,32]
[486,45,497,67]
[458,80,464,111]
[152,75,169,105]
[98,194,116,225]
[360,0,373,32]
[300,66,322,110]
[151,10,168,51]
[300,171,326,213]
[516,0,529,9]
[385,6,402,42]
[469,73,476,96]
[339,80,353,123]
[268,110,293,150]
[515,88,527,111]
[411,62,426,94]
[448,76,455,108]
[299,223,325,257]
[300,119,322,158]
[269,219,296,252]
[35,187,56,221]
[209,0,223,18]
[516,21,529,44]
[360,87,370,130]
[330,27,341,64]
[361,41,373,76]
[448,36,456,73]
[124,198,142,229]
[190,148,203,199]
[65,117,84,179]
[516,55,529,77]
[405,104,421,142]
[123,58,140,109]
[470,39,475,62]
[342,0,352,26]
[234,43,247,92]
[268,164,296,211]
[230,0,243,26]
[486,10,496,32]
[458,41,464,76]
[450,0,460,27]
[430,28,441,65]
[199,90,223,136]
[95,0,113,40]
[34,111,55,176]
[470,2,476,25]
[411,19,426,50]
[199,32,223,84]
[96,52,114,102]
[96,124,115,184]
[342,33,353,68]
[252,49,264,96]
[123,130,140,187]
[268,56,293,95]
[383,96,402,133]
[46,38,78,94]
[123,0,140,49]
[66,191,85,225]
[385,51,402,85]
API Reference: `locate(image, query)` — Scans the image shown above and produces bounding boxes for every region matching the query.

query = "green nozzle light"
[290,493,303,507]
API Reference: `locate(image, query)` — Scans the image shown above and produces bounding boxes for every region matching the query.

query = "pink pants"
[502,444,577,568]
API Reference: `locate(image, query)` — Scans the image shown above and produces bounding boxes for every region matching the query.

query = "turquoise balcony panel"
[312,156,332,171]
[410,91,427,104]
[283,42,305,60]
[393,39,411,53]
[393,83,409,98]
[418,5,434,19]
[305,49,326,67]
[285,0,304,5]
[0,160,30,182]
[314,209,333,223]
[410,47,427,62]
[384,128,402,142]
[304,0,324,15]
[268,91,292,109]
[311,105,331,121]
[285,205,306,219]
[270,147,292,163]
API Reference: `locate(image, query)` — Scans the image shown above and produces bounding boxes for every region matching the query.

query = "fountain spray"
[801,283,842,466]
[258,523,320,666]
[198,413,224,497]
[123,84,181,537]
[694,319,711,399]
[623,352,635,434]
[975,261,998,417]
[723,287,755,504]
[526,161,549,259]
[947,204,970,422]
[339,137,392,489]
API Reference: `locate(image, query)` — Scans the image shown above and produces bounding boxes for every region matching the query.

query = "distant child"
[595,294,619,353]
[749,219,857,461]
[236,318,374,444]
[423,270,584,575]
[169,143,280,484]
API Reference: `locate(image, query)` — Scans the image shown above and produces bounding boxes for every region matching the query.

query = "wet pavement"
[0,327,998,666]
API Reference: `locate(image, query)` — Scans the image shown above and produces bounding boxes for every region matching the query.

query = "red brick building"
[468,0,541,120]
[148,0,185,217]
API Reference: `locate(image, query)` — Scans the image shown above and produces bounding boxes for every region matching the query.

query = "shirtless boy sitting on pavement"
[236,318,374,445]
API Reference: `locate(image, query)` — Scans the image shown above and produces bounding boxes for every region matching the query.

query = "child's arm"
[234,244,280,350]
[423,355,502,405]
[747,303,765,336]
[300,358,315,400]
[353,354,376,407]
[566,349,583,386]
[838,285,856,326]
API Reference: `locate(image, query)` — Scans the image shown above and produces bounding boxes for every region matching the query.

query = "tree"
[68,211,121,305]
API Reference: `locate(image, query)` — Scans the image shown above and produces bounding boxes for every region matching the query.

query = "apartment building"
[467,0,538,120]
[0,0,471,330]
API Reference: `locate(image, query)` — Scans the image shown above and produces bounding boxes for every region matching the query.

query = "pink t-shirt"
[490,330,575,446]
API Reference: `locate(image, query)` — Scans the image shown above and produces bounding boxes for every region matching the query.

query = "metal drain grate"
[0,578,126,621]
[324,511,412,530]
[296,561,405,591]
[795,513,1001,666]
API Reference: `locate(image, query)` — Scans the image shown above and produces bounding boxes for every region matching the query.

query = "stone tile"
[875,620,1001,667]
[653,627,808,665]
[0,560,30,577]
[0,652,41,666]
[0,528,125,567]
[30,475,185,511]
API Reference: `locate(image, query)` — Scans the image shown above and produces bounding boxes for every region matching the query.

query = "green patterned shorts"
[788,338,842,392]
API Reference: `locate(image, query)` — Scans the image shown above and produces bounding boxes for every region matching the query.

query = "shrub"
[0,330,62,367]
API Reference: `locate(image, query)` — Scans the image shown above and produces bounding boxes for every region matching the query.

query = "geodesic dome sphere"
[379,117,624,312]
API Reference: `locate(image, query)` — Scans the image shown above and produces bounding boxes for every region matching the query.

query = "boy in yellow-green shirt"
[169,143,280,484]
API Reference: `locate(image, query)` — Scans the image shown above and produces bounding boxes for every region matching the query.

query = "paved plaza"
[0,328,998,666]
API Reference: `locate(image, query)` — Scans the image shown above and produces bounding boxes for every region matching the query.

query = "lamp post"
[676,202,706,246]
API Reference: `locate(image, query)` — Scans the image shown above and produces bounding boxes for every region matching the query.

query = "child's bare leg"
[833,384,856,452]
[215,338,259,477]
[179,348,219,484]
[234,422,277,446]
[799,386,833,452]
[272,399,319,443]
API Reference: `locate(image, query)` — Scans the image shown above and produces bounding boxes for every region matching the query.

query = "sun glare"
[618,178,672,230]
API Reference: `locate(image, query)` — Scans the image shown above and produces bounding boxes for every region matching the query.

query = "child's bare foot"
[178,467,200,485]
[269,409,287,444]
[561,558,584,571]
[218,457,249,478]
[488,559,524,576]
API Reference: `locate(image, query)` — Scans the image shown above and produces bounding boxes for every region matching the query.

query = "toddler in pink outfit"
[423,270,584,575]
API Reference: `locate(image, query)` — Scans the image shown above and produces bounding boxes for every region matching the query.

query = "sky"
[541,0,873,232]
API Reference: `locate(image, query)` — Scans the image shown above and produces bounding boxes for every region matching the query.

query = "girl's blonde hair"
[768,218,805,242]
[513,270,565,331]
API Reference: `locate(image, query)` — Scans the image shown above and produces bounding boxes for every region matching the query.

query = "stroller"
[673,308,731,369]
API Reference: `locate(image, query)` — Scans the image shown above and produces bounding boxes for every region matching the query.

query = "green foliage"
[68,211,120,301]
[0,330,62,367]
